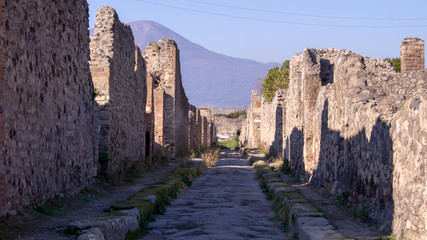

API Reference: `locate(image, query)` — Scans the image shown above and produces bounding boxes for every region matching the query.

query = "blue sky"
[87,0,427,64]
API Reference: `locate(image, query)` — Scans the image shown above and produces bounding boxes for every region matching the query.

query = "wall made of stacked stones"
[194,108,203,149]
[240,91,261,149]
[0,0,97,215]
[283,55,304,172]
[284,48,426,237]
[199,109,213,148]
[214,116,244,141]
[174,53,189,154]
[188,105,197,150]
[90,6,146,179]
[391,96,427,239]
[401,38,424,73]
[143,39,189,157]
[260,90,285,157]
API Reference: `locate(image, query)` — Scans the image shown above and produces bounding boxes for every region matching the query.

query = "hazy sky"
[87,0,427,64]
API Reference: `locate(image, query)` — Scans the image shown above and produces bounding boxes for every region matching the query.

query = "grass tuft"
[201,148,220,168]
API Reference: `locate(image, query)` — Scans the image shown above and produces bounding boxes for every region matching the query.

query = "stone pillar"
[142,39,189,157]
[145,74,155,158]
[401,38,424,73]
[154,89,165,147]
[195,108,202,149]
[250,91,262,148]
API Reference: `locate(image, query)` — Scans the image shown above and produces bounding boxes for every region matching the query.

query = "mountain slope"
[128,20,278,107]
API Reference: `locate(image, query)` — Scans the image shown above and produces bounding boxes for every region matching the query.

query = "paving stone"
[77,228,105,240]
[141,151,287,239]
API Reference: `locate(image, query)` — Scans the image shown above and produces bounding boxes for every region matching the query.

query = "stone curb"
[252,160,352,240]
[68,162,206,240]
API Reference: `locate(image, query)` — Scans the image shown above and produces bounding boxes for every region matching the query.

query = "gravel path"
[142,150,288,240]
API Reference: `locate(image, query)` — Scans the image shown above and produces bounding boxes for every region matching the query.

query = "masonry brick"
[90,6,146,180]
[401,38,425,73]
[142,39,189,157]
[0,0,97,215]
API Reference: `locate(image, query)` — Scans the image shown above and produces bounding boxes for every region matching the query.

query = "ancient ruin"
[0,1,425,240]
[0,2,216,218]
[142,39,190,157]
[240,91,261,148]
[90,6,147,179]
[401,38,425,73]
[214,116,244,141]
[241,45,426,238]
[0,0,98,215]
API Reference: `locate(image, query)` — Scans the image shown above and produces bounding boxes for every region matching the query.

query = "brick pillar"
[0,0,6,209]
[401,38,425,73]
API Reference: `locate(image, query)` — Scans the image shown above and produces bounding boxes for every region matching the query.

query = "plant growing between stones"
[201,148,220,168]
[92,87,101,101]
[281,158,292,174]
[384,57,401,73]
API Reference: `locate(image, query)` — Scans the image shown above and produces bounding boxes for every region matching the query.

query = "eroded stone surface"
[214,116,244,141]
[142,151,287,240]
[241,47,427,239]
[1,0,97,215]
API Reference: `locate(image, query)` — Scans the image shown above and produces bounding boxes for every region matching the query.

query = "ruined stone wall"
[240,91,261,148]
[174,52,189,154]
[401,38,424,73]
[201,116,208,149]
[214,116,244,141]
[260,90,285,157]
[188,105,197,150]
[0,0,97,215]
[90,6,146,179]
[142,39,189,157]
[283,48,426,237]
[188,105,213,150]
[391,96,427,239]
[200,109,213,148]
[144,74,154,158]
[194,108,203,149]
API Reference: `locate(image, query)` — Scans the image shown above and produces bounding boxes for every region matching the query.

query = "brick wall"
[0,0,5,210]
[284,48,426,237]
[240,91,261,148]
[244,47,427,238]
[90,6,146,180]
[142,39,189,157]
[259,90,285,157]
[401,38,424,73]
[214,116,244,141]
[0,0,97,215]
[145,74,154,158]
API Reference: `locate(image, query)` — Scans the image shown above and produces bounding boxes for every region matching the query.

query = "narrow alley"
[142,150,287,240]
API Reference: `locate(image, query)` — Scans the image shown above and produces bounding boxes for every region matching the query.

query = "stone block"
[70,208,140,240]
[77,228,105,240]
[295,217,347,240]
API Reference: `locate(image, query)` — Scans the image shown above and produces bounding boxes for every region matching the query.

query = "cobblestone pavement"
[142,150,288,240]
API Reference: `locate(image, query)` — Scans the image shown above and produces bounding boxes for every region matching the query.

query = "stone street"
[142,150,287,240]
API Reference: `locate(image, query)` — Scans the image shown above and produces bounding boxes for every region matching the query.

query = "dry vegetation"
[201,148,220,168]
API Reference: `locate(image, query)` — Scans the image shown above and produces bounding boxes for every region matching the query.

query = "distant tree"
[214,109,247,119]
[259,60,290,102]
[384,57,401,73]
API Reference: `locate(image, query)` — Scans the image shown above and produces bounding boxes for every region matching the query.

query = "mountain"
[129,20,279,107]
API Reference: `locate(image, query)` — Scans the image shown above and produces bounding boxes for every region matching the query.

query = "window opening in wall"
[145,131,150,157]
